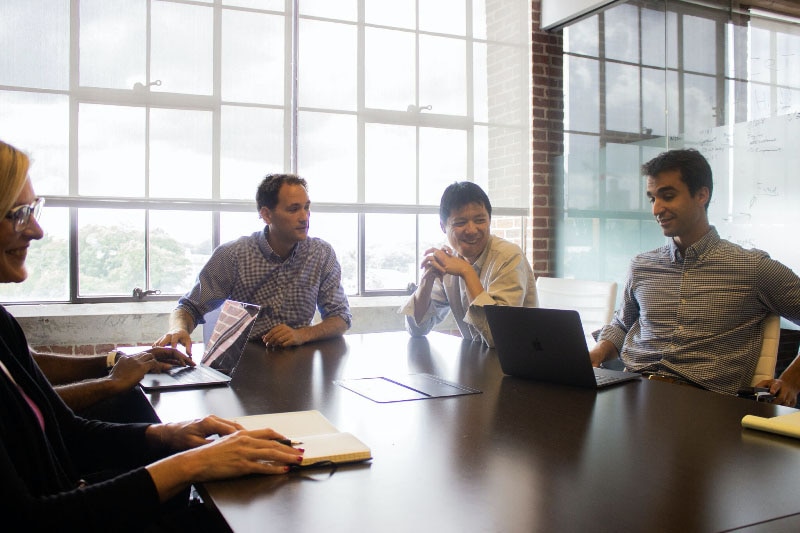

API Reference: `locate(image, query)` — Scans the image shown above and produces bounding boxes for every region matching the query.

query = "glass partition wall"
[557,0,800,296]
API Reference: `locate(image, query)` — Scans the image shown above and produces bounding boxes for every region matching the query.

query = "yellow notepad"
[234,410,372,467]
[741,411,800,439]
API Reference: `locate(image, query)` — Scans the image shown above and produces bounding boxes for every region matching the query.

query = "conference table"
[146,331,800,533]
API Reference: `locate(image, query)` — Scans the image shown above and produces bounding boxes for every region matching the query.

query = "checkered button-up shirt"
[596,227,800,395]
[177,228,351,339]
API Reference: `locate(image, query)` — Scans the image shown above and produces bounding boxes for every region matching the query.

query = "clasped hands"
[420,246,470,279]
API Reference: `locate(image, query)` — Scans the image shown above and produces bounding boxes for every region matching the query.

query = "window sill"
[7,296,453,347]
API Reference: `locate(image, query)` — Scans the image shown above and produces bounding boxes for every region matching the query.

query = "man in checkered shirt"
[155,174,351,354]
[590,149,800,406]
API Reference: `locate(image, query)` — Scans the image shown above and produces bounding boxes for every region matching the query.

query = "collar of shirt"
[258,226,301,262]
[467,235,494,275]
[668,226,720,263]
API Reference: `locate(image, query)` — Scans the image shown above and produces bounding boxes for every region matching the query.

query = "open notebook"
[234,410,372,468]
[139,300,260,391]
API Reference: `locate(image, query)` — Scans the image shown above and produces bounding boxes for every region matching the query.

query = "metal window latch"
[132,287,161,300]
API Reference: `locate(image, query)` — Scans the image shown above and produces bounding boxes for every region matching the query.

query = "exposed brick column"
[530,1,563,278]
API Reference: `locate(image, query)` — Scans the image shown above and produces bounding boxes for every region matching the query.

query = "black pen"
[275,438,302,446]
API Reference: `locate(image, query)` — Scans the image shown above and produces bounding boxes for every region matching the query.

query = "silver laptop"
[140,300,261,391]
[484,305,640,389]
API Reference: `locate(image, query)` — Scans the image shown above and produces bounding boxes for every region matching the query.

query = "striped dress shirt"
[596,227,800,395]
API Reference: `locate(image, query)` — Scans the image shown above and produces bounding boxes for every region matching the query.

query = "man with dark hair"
[401,181,538,347]
[590,149,800,405]
[156,173,351,353]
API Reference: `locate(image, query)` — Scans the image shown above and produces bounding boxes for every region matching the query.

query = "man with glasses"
[401,181,538,347]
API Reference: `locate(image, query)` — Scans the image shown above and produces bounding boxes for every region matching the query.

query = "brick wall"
[529,0,564,278]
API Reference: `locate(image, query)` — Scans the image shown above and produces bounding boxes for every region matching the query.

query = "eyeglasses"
[4,197,45,232]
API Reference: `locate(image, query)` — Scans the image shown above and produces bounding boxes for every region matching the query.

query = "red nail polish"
[297,456,304,463]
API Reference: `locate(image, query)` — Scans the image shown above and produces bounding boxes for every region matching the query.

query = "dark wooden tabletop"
[147,331,800,533]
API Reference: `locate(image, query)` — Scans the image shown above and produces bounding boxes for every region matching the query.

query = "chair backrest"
[751,313,781,386]
[202,306,223,346]
[535,277,618,347]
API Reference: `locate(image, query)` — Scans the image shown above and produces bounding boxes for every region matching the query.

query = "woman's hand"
[146,423,305,502]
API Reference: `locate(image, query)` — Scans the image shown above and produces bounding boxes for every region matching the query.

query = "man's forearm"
[303,316,348,344]
[32,351,108,385]
[778,353,800,388]
[413,275,437,324]
[53,377,123,412]
[169,308,196,334]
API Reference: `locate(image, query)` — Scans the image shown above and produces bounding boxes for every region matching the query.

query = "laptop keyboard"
[593,369,635,387]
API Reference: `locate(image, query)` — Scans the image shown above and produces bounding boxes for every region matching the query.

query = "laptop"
[139,300,261,391]
[484,305,640,389]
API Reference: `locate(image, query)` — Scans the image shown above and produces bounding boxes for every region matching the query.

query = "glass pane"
[566,56,599,133]
[642,67,667,137]
[420,0,465,36]
[564,14,598,56]
[365,123,416,204]
[641,6,666,67]
[221,106,285,200]
[297,112,357,203]
[473,42,488,122]
[365,214,416,291]
[299,20,357,110]
[224,0,284,9]
[365,0,415,30]
[604,3,639,63]
[412,213,448,286]
[300,0,356,21]
[0,0,69,90]
[564,134,600,210]
[79,104,145,196]
[150,211,212,294]
[419,128,467,205]
[474,125,488,187]
[80,0,145,90]
[605,144,641,211]
[0,207,69,302]
[605,62,640,134]
[683,14,716,74]
[365,28,415,111]
[78,209,145,296]
[222,10,285,104]
[472,0,487,41]
[420,35,466,116]
[419,213,446,253]
[308,213,357,295]
[683,73,717,134]
[220,211,265,244]
[777,32,800,88]
[149,109,212,198]
[604,219,664,283]
[151,2,212,95]
[0,91,69,195]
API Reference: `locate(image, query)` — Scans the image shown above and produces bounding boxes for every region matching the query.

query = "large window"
[0,0,531,303]
[557,0,800,293]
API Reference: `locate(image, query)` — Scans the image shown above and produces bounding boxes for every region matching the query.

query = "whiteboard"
[685,112,800,275]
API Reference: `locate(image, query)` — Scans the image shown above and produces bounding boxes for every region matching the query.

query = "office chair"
[751,313,781,386]
[535,276,618,347]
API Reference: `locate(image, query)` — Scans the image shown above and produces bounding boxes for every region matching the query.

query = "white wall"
[541,0,621,30]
